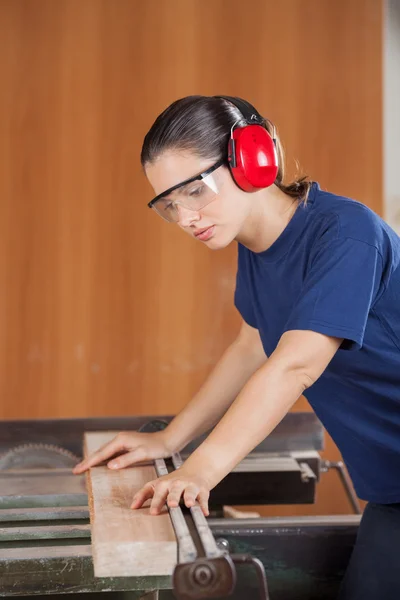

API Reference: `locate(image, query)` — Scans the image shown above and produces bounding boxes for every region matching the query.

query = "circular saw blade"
[0,443,81,470]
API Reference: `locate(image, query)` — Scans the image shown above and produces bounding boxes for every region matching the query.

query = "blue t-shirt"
[234,182,400,503]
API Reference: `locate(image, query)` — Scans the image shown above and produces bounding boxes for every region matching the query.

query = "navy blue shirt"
[235,182,400,503]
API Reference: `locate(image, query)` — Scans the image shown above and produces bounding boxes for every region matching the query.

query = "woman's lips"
[194,226,215,241]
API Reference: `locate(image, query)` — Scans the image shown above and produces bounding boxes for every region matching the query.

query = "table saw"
[0,413,360,599]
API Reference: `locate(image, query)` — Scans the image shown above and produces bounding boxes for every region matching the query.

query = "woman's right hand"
[72,430,174,474]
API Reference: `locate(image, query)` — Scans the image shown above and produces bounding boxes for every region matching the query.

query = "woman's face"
[145,150,251,250]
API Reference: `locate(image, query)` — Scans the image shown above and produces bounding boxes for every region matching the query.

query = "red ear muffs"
[228,124,278,192]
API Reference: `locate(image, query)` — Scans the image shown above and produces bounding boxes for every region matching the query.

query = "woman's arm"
[131,329,343,516]
[183,329,342,487]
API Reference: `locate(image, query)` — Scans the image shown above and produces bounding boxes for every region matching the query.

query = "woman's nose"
[176,204,201,227]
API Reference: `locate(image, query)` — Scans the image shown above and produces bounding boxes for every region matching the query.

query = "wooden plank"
[84,431,177,577]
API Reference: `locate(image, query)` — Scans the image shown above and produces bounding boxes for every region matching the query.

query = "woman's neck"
[236,185,299,253]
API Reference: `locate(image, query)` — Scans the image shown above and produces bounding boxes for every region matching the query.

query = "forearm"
[182,354,308,487]
[164,337,266,453]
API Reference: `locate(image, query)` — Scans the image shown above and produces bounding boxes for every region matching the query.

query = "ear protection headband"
[214,96,279,192]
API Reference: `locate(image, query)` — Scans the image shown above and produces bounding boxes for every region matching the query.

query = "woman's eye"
[189,186,203,197]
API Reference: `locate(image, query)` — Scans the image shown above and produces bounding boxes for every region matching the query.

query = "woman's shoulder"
[310,183,398,254]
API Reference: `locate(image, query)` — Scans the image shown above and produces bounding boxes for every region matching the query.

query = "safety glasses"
[147,158,225,223]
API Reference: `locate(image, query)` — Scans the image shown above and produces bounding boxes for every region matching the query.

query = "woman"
[74,95,400,598]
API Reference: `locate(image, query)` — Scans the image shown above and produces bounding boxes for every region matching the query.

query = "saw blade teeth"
[1,443,80,461]
[0,442,81,469]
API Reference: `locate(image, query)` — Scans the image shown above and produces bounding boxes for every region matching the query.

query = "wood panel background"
[0,0,383,515]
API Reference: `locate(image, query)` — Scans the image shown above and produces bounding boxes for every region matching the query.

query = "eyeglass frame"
[147,158,226,212]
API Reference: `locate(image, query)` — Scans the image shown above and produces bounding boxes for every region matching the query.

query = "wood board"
[84,431,177,577]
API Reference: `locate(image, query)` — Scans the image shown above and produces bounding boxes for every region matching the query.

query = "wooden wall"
[0,0,383,514]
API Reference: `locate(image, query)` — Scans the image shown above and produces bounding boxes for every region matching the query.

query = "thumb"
[108,447,146,469]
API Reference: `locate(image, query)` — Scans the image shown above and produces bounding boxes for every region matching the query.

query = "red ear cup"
[227,124,278,192]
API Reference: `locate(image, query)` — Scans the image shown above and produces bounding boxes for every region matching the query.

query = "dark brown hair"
[141,95,311,202]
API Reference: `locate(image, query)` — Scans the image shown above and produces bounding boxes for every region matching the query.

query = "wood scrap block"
[84,431,177,577]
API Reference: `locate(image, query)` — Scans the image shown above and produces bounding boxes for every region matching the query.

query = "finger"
[197,490,210,517]
[183,485,200,509]
[73,435,128,474]
[131,482,155,509]
[166,482,186,508]
[150,484,169,515]
[108,447,145,470]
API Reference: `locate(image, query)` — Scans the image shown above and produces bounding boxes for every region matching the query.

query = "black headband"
[213,95,265,125]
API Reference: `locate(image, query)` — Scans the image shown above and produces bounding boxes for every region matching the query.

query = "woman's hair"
[141,95,312,202]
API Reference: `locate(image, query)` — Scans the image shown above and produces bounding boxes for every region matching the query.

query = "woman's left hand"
[131,469,211,516]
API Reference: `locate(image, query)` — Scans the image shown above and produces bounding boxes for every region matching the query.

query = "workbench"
[0,415,360,599]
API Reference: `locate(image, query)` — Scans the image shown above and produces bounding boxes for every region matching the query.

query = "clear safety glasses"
[147,159,225,223]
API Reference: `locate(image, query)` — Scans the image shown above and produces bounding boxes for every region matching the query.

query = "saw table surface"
[0,468,85,497]
[0,501,360,599]
[0,414,358,599]
[0,499,170,598]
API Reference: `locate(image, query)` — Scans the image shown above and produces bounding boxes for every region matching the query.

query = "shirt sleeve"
[283,237,384,350]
